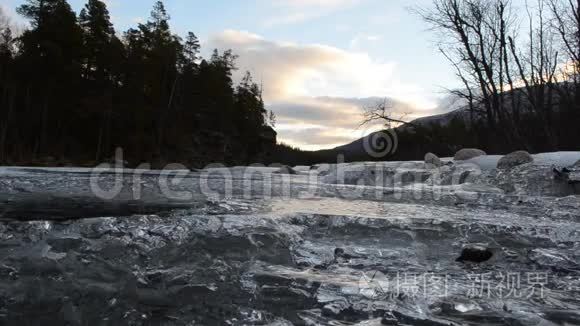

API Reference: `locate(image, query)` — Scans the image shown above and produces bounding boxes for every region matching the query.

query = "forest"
[0,0,275,168]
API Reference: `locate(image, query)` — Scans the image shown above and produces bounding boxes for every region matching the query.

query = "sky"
[1,0,463,150]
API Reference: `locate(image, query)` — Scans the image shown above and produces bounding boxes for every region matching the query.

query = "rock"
[334,248,361,260]
[46,236,84,253]
[321,301,369,322]
[260,126,278,146]
[497,151,533,170]
[275,165,297,175]
[456,245,493,263]
[454,148,486,161]
[425,152,443,168]
[570,171,580,186]
[313,164,332,176]
[381,312,399,325]
[553,168,567,181]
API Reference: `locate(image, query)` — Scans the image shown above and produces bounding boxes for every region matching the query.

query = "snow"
[533,151,580,167]
[464,151,580,170]
[464,155,503,170]
[293,166,311,172]
[0,166,190,176]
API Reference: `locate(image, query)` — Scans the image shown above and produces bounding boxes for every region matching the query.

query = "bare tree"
[505,0,561,147]
[360,99,416,129]
[416,0,515,132]
[548,0,580,85]
[417,0,566,150]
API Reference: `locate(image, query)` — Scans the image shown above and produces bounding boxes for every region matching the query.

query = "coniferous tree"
[78,0,122,160]
[79,0,116,82]
[0,0,277,166]
[17,0,84,158]
[183,32,200,63]
[0,8,15,161]
[234,71,267,157]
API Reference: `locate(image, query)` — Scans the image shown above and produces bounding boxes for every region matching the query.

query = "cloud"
[271,96,414,128]
[269,96,430,150]
[349,34,382,50]
[206,29,431,106]
[274,0,360,8]
[263,0,362,26]
[205,29,442,150]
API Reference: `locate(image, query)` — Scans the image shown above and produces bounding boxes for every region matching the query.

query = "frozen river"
[0,154,580,325]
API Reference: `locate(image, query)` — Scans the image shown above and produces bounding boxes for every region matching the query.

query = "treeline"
[0,0,275,167]
[418,0,580,154]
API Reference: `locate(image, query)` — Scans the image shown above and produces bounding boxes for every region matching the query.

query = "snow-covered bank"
[465,151,580,170]
[317,151,580,197]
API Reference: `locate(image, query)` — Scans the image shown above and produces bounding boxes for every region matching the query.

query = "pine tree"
[183,32,200,64]
[17,0,84,157]
[17,0,59,28]
[79,0,116,82]
[18,0,83,62]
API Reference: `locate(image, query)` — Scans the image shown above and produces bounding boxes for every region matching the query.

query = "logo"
[363,128,398,158]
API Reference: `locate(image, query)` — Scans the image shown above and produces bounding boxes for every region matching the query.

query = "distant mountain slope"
[331,105,470,156]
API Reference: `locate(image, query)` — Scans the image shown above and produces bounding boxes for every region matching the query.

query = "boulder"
[424,152,443,168]
[454,148,486,161]
[275,165,297,175]
[497,151,533,170]
[573,159,580,169]
[381,312,399,325]
[456,245,493,263]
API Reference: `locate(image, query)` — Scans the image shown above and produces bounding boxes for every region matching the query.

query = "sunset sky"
[2,0,469,150]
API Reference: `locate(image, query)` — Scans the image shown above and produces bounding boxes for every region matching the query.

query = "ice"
[320,161,428,186]
[1,152,580,324]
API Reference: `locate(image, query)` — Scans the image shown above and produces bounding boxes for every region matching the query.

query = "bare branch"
[360,99,418,129]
